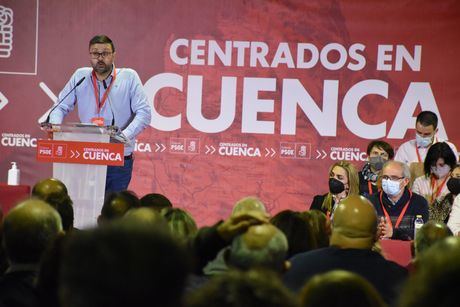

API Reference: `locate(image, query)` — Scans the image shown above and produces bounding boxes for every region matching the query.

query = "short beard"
[93,62,111,75]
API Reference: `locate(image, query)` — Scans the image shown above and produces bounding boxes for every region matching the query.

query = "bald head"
[232,197,267,217]
[415,221,453,256]
[330,195,378,249]
[32,178,68,200]
[123,207,165,227]
[228,224,288,273]
[3,199,62,264]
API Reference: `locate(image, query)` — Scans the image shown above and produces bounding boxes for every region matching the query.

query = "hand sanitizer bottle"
[7,162,20,185]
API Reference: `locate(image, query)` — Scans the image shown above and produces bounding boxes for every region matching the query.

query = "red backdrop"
[1,0,459,226]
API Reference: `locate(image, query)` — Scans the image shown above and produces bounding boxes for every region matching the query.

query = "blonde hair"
[322,161,359,212]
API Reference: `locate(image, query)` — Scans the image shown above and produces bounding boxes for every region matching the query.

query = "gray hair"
[228,227,288,273]
[382,160,411,180]
[232,196,267,216]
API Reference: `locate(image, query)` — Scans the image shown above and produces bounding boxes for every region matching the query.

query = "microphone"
[42,76,86,125]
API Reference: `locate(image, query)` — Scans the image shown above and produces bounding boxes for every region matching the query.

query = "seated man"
[0,199,62,307]
[59,221,189,307]
[369,161,429,240]
[283,195,407,305]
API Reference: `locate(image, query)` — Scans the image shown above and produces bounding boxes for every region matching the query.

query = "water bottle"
[414,215,424,239]
[7,162,20,185]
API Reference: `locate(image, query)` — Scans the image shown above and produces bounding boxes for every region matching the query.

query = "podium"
[37,123,124,229]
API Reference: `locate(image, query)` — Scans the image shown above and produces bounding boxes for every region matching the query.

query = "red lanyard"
[415,136,437,162]
[415,147,422,163]
[379,190,412,230]
[368,181,374,196]
[91,66,117,114]
[430,175,448,204]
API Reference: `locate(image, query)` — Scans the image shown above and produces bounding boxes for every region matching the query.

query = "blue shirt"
[50,66,151,155]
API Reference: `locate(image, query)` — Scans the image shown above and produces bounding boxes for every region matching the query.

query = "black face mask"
[447,177,460,195]
[329,178,345,194]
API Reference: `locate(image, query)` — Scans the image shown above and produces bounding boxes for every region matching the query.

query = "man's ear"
[284,260,291,272]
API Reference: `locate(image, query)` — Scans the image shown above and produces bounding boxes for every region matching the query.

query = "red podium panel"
[0,184,31,215]
[36,139,124,166]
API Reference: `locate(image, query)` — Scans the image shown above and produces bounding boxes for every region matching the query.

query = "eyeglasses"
[381,175,405,181]
[89,51,113,59]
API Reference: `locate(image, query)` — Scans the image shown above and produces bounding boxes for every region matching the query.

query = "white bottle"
[7,162,20,185]
[414,215,424,239]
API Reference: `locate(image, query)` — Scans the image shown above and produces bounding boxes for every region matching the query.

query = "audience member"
[399,237,460,307]
[32,178,68,199]
[412,143,457,220]
[414,221,452,258]
[443,164,460,233]
[41,193,74,232]
[139,193,173,212]
[186,269,298,307]
[191,197,269,274]
[284,195,407,305]
[394,111,458,165]
[123,207,165,226]
[231,196,267,216]
[359,140,394,198]
[304,210,330,248]
[161,207,198,244]
[369,160,429,240]
[270,210,316,258]
[0,199,62,307]
[310,161,359,218]
[227,224,289,274]
[59,221,190,307]
[299,270,386,307]
[98,190,140,224]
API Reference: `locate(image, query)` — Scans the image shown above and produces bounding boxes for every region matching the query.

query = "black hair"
[366,140,395,159]
[89,35,115,52]
[424,142,457,176]
[416,111,438,129]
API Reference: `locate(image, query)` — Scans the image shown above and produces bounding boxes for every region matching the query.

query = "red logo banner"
[36,140,124,166]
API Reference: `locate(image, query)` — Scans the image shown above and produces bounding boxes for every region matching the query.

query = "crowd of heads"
[1,109,459,306]
[1,177,458,307]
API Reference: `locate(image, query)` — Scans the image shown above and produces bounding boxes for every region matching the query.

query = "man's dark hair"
[32,178,68,199]
[140,193,173,211]
[416,111,438,129]
[59,222,189,307]
[186,269,297,307]
[89,35,115,52]
[100,191,140,221]
[44,194,74,232]
[399,237,460,307]
[300,270,386,307]
[414,221,453,256]
[423,142,457,177]
[270,210,316,258]
[366,140,395,160]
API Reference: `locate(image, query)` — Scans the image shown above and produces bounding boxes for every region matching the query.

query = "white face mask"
[431,165,451,179]
[415,133,433,148]
[382,179,402,196]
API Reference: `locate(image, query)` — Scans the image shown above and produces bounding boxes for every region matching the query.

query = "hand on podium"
[111,131,129,144]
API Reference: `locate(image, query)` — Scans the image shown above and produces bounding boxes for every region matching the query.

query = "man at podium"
[48,35,151,193]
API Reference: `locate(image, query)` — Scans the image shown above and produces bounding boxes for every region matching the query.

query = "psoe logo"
[0,5,13,58]
[1,133,37,147]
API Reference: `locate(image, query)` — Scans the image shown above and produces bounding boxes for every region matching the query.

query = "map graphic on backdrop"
[1,0,459,225]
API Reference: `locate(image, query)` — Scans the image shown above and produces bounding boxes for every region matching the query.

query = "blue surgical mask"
[382,179,402,196]
[415,133,433,148]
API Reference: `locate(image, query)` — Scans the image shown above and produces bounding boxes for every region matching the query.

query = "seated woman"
[444,165,460,233]
[309,161,359,218]
[412,142,457,222]
[359,140,394,198]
